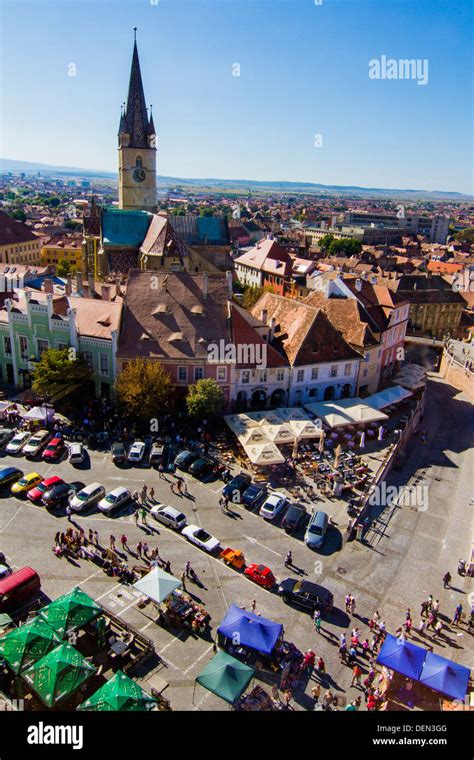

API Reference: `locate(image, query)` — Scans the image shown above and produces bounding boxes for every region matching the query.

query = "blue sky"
[1,0,472,192]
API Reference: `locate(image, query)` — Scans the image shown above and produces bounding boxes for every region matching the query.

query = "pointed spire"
[148,104,156,136]
[122,29,150,148]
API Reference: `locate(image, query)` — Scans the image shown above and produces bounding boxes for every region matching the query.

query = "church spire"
[121,28,151,149]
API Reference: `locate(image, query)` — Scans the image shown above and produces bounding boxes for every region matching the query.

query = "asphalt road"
[0,375,472,711]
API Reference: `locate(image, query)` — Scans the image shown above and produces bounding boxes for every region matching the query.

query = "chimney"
[89,279,96,296]
[115,277,122,298]
[43,278,54,295]
[76,271,83,294]
[101,284,111,301]
[269,317,276,340]
[202,272,208,299]
[65,275,72,296]
[83,282,90,299]
[225,270,233,298]
[260,308,268,324]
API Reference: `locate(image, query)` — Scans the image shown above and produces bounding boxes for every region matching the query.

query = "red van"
[0,567,41,611]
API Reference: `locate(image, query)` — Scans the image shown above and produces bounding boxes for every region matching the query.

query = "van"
[0,567,41,612]
[304,510,329,549]
[68,442,85,465]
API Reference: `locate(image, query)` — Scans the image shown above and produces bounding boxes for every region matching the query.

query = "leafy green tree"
[327,238,362,257]
[11,209,27,222]
[47,197,61,208]
[115,358,172,423]
[240,284,264,310]
[32,348,93,397]
[318,234,335,252]
[454,227,474,245]
[186,378,224,419]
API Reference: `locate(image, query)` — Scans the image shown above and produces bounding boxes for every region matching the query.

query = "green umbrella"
[0,617,61,674]
[195,651,255,704]
[77,670,157,712]
[39,587,103,638]
[22,642,96,707]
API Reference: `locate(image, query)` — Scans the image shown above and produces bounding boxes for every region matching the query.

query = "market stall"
[77,669,157,712]
[217,605,283,667]
[21,642,96,708]
[161,589,210,635]
[194,651,255,706]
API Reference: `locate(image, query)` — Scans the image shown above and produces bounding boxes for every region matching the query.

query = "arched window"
[135,156,143,168]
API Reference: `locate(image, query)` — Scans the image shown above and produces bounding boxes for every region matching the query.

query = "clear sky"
[1,0,472,193]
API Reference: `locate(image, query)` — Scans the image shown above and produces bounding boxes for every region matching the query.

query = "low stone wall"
[438,351,474,401]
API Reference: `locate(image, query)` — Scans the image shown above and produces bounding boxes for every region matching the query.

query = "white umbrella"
[244,442,285,465]
[133,566,181,605]
[360,432,366,448]
[378,425,384,441]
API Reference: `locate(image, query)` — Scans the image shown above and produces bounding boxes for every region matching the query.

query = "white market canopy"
[133,566,181,605]
[394,376,426,390]
[304,399,388,428]
[244,442,285,465]
[288,419,323,439]
[259,424,295,444]
[23,406,53,422]
[275,407,311,422]
[365,386,412,410]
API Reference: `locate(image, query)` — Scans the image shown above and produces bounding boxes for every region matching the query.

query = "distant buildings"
[41,235,84,272]
[0,211,42,266]
[234,237,293,295]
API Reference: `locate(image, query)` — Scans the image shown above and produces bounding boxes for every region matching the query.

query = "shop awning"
[376,634,426,680]
[419,652,470,702]
[133,566,181,605]
[22,642,96,707]
[365,386,412,410]
[0,617,61,674]
[195,650,254,704]
[77,669,157,711]
[217,605,282,655]
[39,587,103,638]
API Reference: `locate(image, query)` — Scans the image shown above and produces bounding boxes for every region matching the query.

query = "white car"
[128,441,145,463]
[98,487,131,514]
[259,492,289,521]
[182,524,220,553]
[23,429,51,457]
[151,504,187,531]
[69,482,106,512]
[68,442,85,465]
[6,431,31,455]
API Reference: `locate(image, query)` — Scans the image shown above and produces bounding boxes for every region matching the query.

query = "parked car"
[68,442,85,465]
[149,442,165,467]
[222,473,252,502]
[28,475,64,503]
[42,482,76,509]
[6,432,31,455]
[42,437,65,462]
[244,563,276,589]
[151,504,187,531]
[0,467,23,489]
[0,428,14,449]
[128,441,145,464]
[23,429,51,458]
[98,487,131,514]
[188,457,215,480]
[182,525,220,553]
[111,442,127,465]
[174,450,199,471]
[241,483,267,509]
[0,567,41,612]
[281,504,306,533]
[69,482,106,512]
[304,510,329,549]
[11,472,43,495]
[278,578,333,614]
[259,492,289,521]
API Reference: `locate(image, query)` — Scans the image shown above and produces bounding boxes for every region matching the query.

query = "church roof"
[121,40,153,149]
[102,208,152,247]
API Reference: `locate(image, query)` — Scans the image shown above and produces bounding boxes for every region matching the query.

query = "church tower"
[118,29,157,212]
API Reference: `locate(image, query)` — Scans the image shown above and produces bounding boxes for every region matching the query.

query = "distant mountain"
[1,157,471,201]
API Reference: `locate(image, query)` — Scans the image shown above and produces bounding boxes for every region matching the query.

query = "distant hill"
[1,157,471,201]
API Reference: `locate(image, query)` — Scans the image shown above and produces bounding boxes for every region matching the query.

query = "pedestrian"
[427,594,433,611]
[345,594,351,612]
[94,530,99,547]
[136,542,142,559]
[251,599,257,613]
[452,604,462,627]
[432,599,440,614]
[420,600,429,617]
[181,571,186,590]
[433,621,443,639]
[185,561,191,577]
[88,529,94,544]
[109,534,116,550]
[164,560,171,574]
[142,541,149,558]
[285,550,292,568]
[339,643,347,663]
[427,611,436,630]
[158,464,165,479]
[317,657,325,675]
[141,506,147,526]
[418,619,426,636]
[323,689,334,711]
[133,490,139,503]
[284,690,293,709]
[347,646,357,666]
[311,684,321,705]
[120,534,128,552]
[352,627,360,642]
[315,614,322,634]
[54,531,60,546]
[348,595,356,615]
[443,571,451,589]
[66,504,72,522]
[141,484,147,503]
[149,487,155,503]
[351,664,362,687]
[134,509,139,526]
[361,638,370,656]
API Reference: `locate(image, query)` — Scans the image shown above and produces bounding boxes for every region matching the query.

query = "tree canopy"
[115,358,172,423]
[186,378,224,419]
[32,348,93,398]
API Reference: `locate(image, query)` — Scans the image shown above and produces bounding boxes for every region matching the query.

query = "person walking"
[317,656,326,676]
[452,604,462,627]
[142,542,149,559]
[149,487,155,503]
[351,664,362,688]
[120,534,129,552]
[314,609,322,633]
[433,621,443,639]
[285,550,292,568]
[348,595,356,615]
[311,684,321,706]
[185,561,191,578]
[418,619,426,636]
[141,484,148,503]
[432,599,440,615]
[158,464,165,479]
[94,530,99,547]
[443,571,452,589]
[109,534,116,551]
[181,571,186,591]
[136,542,143,559]
[141,506,147,526]
[420,600,430,617]
[345,595,351,613]
[251,599,257,614]
[66,504,72,522]
[88,529,94,544]
[339,643,347,663]
[134,509,139,526]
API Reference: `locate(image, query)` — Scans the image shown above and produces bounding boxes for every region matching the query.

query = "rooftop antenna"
[133,26,137,42]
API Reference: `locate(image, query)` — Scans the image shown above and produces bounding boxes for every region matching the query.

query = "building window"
[241,370,250,384]
[57,342,68,351]
[194,367,204,381]
[311,367,318,380]
[82,351,93,368]
[344,363,352,376]
[217,366,227,382]
[100,353,109,376]
[330,365,338,378]
[297,369,304,383]
[309,388,318,398]
[37,339,49,358]
[3,337,11,356]
[178,366,187,382]
[19,336,28,360]
[260,370,267,382]
[276,369,284,382]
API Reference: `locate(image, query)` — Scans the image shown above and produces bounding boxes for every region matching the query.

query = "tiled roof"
[234,238,292,276]
[169,215,230,246]
[303,292,377,349]
[140,214,189,260]
[389,274,467,305]
[71,297,122,339]
[0,211,39,246]
[230,304,287,368]
[102,208,152,247]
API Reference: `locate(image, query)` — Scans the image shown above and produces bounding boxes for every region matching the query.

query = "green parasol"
[195,651,255,704]
[0,617,61,674]
[22,642,96,707]
[77,670,157,712]
[38,586,103,638]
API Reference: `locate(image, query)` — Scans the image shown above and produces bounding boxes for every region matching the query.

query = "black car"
[241,483,267,508]
[281,504,306,533]
[111,442,127,465]
[188,457,215,480]
[0,429,14,449]
[0,467,23,488]
[278,579,334,614]
[42,482,75,509]
[174,450,200,471]
[222,473,252,502]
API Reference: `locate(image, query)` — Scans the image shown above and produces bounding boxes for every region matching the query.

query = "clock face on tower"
[132,157,146,183]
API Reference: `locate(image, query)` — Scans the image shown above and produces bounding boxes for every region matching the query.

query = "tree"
[240,284,264,310]
[318,234,335,252]
[32,348,93,398]
[56,260,71,277]
[186,378,224,419]
[327,238,362,257]
[11,209,27,222]
[454,227,474,245]
[115,358,172,423]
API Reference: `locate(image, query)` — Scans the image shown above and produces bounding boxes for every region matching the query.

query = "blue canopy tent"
[376,634,426,680]
[217,605,282,656]
[419,652,470,702]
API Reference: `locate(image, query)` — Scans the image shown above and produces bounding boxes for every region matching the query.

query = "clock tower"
[118,29,157,212]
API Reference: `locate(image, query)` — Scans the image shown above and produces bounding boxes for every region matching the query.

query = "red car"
[28,475,64,502]
[42,438,65,462]
[244,563,276,589]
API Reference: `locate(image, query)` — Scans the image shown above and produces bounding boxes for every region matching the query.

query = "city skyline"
[1,0,473,194]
